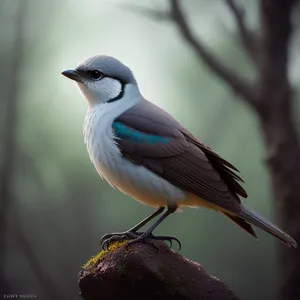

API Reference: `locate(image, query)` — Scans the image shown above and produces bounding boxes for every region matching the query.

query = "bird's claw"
[125,233,181,251]
[101,231,139,250]
[150,235,182,251]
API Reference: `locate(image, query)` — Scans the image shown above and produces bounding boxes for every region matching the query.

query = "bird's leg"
[101,207,164,249]
[128,206,165,233]
[126,205,181,251]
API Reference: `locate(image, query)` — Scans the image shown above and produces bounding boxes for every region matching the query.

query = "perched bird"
[62,55,297,249]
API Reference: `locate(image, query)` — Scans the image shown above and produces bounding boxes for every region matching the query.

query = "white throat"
[77,77,124,106]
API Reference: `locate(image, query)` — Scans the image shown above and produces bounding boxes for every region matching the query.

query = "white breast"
[83,85,186,207]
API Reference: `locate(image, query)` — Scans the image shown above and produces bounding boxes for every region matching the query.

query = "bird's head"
[62,55,138,106]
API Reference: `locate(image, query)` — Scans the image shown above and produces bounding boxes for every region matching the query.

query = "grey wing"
[114,99,246,213]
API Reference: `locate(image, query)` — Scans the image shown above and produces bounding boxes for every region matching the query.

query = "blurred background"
[1,0,300,300]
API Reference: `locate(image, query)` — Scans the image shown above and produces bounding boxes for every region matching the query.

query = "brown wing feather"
[183,132,248,198]
[116,100,247,214]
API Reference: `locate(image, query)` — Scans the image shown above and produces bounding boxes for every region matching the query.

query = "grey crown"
[77,55,137,84]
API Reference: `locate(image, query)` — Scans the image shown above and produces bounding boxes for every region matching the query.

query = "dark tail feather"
[223,212,257,239]
[239,205,297,249]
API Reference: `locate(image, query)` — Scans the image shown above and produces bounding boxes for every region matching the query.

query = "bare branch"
[121,1,256,103]
[169,0,256,103]
[224,0,258,64]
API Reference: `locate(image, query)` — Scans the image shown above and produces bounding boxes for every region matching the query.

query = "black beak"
[61,69,83,82]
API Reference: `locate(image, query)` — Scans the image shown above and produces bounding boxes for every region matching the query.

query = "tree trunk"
[258,1,300,298]
[258,96,300,300]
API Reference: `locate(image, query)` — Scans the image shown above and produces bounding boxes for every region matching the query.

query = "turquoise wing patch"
[112,122,171,145]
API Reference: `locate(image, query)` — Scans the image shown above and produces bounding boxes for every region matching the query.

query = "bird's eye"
[88,70,103,80]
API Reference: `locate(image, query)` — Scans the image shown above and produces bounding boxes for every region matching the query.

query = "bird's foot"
[125,233,181,251]
[151,234,182,251]
[101,231,138,250]
[101,231,181,251]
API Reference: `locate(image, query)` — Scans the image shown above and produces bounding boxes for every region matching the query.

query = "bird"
[62,55,297,250]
